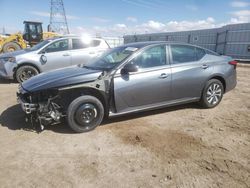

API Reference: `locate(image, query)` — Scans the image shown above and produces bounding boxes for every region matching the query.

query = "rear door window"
[72,39,89,50]
[90,40,101,47]
[171,45,197,64]
[171,45,205,64]
[72,39,101,50]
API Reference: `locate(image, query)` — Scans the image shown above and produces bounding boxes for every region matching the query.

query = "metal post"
[215,32,219,52]
[223,30,228,55]
[134,35,137,42]
[187,34,191,43]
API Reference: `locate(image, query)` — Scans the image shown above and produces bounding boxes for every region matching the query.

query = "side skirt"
[109,97,200,117]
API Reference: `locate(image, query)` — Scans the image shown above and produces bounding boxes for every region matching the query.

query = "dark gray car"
[17,42,237,133]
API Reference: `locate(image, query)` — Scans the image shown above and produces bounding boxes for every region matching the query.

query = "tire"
[3,42,21,53]
[67,95,104,133]
[15,65,39,83]
[199,79,224,108]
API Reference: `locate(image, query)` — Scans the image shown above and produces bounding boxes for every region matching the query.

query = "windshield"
[84,46,139,70]
[26,40,51,51]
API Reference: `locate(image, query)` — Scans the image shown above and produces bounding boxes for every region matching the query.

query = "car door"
[170,44,213,100]
[40,39,71,71]
[69,38,99,66]
[113,45,172,113]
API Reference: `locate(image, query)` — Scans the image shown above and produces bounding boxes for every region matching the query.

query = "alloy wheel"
[206,83,222,105]
[20,69,37,82]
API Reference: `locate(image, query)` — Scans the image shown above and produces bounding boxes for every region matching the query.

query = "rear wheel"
[200,79,224,108]
[67,96,104,133]
[3,42,21,53]
[15,65,39,83]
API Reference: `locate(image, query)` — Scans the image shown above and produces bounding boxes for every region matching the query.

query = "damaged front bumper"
[18,97,38,114]
[0,59,16,79]
[17,88,63,132]
[17,96,42,131]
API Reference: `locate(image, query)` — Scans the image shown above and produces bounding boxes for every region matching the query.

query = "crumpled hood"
[22,66,102,92]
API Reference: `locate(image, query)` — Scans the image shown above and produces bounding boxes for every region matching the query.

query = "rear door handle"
[201,64,209,69]
[159,73,168,79]
[63,53,70,57]
[89,51,96,55]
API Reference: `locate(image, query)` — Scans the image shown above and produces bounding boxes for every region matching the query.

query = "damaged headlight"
[18,84,26,94]
[1,57,16,63]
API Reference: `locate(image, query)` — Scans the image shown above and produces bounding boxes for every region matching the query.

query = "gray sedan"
[0,36,109,82]
[17,41,237,133]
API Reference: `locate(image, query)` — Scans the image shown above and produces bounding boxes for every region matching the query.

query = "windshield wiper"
[82,65,101,70]
[83,65,110,71]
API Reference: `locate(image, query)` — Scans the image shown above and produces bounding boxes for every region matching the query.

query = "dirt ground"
[0,67,249,188]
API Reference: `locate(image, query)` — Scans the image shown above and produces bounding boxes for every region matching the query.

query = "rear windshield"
[205,49,220,56]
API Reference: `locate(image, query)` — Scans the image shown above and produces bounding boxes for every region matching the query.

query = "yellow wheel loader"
[0,21,58,53]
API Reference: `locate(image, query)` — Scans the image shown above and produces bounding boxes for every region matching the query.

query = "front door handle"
[159,73,168,79]
[201,64,209,69]
[63,53,70,57]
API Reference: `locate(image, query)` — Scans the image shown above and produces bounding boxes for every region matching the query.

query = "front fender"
[15,62,41,73]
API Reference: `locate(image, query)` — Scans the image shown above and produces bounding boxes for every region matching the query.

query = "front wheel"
[15,65,39,83]
[67,96,104,133]
[199,79,224,108]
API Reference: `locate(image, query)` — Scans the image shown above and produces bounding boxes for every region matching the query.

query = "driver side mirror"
[121,63,138,74]
[38,49,46,54]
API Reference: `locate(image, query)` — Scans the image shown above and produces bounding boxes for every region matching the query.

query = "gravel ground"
[0,67,249,188]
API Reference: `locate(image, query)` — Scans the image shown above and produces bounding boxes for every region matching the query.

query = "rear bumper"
[225,69,237,93]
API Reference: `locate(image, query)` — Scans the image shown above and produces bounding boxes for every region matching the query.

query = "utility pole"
[49,0,70,34]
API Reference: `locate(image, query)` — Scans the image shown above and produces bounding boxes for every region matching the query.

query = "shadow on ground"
[0,78,16,84]
[0,104,73,134]
[0,103,202,134]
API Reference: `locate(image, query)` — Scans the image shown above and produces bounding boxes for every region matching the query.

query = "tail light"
[229,60,238,68]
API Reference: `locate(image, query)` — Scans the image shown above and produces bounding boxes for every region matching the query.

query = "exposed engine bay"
[17,89,64,131]
[16,70,111,132]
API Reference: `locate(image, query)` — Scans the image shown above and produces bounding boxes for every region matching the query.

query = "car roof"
[120,41,214,51]
[52,35,104,41]
[120,41,191,48]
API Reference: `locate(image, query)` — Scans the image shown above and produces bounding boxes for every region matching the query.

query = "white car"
[0,36,110,82]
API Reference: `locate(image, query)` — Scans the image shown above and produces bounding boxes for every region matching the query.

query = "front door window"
[45,39,69,53]
[131,45,166,69]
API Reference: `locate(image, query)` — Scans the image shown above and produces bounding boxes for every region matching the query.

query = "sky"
[0,0,249,36]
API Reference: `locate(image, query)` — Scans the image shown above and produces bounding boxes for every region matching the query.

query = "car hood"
[0,49,30,58]
[22,66,103,92]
